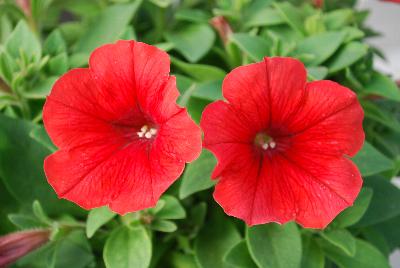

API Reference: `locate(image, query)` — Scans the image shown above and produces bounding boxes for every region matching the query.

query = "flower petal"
[43,69,126,149]
[213,151,362,228]
[222,61,270,129]
[288,80,364,157]
[264,57,307,131]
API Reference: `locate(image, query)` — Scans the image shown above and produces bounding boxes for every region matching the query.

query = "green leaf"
[165,23,215,63]
[322,239,390,268]
[150,219,177,233]
[352,142,393,177]
[323,9,354,30]
[29,125,57,152]
[22,76,57,99]
[171,57,226,82]
[246,222,302,268]
[273,2,305,36]
[294,32,345,66]
[244,7,284,28]
[0,51,17,84]
[301,236,324,268]
[175,9,211,23]
[195,209,241,268]
[333,187,373,228]
[155,195,186,220]
[307,66,328,80]
[169,252,198,268]
[191,80,223,101]
[75,1,143,53]
[0,114,80,215]
[48,53,68,75]
[321,229,356,256]
[326,42,368,73]
[357,176,400,226]
[362,101,400,133]
[224,241,258,268]
[44,30,67,56]
[230,33,271,62]
[32,200,51,225]
[362,71,400,102]
[179,150,217,199]
[86,206,116,238]
[5,20,41,62]
[8,214,44,229]
[104,225,152,268]
[19,230,95,268]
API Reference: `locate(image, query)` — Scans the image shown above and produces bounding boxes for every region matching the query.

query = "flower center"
[254,132,276,150]
[137,125,157,139]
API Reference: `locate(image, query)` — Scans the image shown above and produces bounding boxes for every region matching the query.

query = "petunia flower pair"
[43,40,364,229]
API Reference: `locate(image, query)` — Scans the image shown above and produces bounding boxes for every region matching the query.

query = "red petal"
[222,62,270,129]
[264,57,307,131]
[43,69,122,149]
[213,151,362,228]
[283,152,362,228]
[288,80,364,157]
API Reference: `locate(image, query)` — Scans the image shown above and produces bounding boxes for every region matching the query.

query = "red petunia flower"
[43,40,202,214]
[200,57,364,228]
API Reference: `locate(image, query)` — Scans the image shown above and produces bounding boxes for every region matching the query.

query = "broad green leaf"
[362,101,400,133]
[333,187,373,228]
[323,9,354,30]
[357,176,400,226]
[361,227,391,257]
[86,206,116,238]
[246,222,302,268]
[44,30,67,56]
[273,2,305,36]
[322,239,390,268]
[150,219,177,233]
[22,76,57,99]
[301,236,324,268]
[0,51,17,84]
[5,20,41,62]
[321,229,356,256]
[169,253,198,268]
[224,241,258,268]
[179,150,217,199]
[175,9,211,23]
[29,125,57,152]
[171,57,226,82]
[47,53,68,75]
[8,214,44,229]
[0,114,80,215]
[195,209,241,268]
[294,32,345,66]
[104,225,152,268]
[362,71,400,102]
[307,66,328,80]
[165,24,215,63]
[327,42,368,73]
[155,195,186,220]
[352,142,393,177]
[230,33,271,62]
[373,215,400,251]
[342,27,364,42]
[75,1,143,53]
[191,80,223,101]
[244,7,284,28]
[19,230,95,268]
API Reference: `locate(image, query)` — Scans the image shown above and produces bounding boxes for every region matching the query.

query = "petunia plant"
[0,0,399,268]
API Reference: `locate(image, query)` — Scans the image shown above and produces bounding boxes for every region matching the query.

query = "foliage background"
[0,0,400,267]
